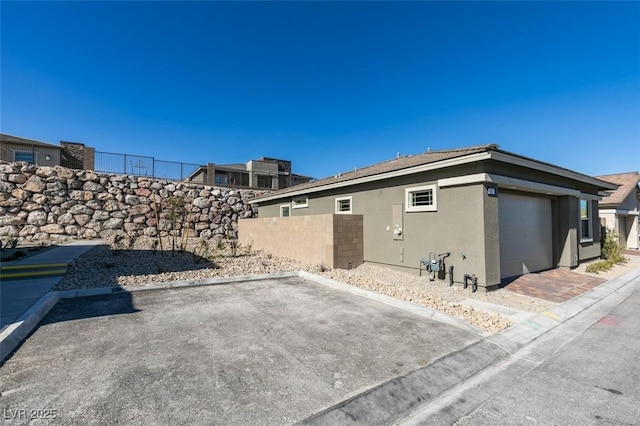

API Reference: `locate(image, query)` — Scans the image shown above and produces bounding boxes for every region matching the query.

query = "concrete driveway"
[0,276,479,425]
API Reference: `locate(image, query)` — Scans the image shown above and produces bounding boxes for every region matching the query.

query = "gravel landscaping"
[54,238,640,333]
[50,237,573,333]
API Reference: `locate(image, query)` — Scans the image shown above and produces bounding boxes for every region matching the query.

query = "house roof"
[255,144,617,202]
[596,172,640,206]
[0,133,63,150]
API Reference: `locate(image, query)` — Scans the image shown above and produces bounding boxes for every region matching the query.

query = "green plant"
[216,238,224,250]
[244,240,253,255]
[151,192,164,252]
[585,229,627,273]
[1,238,20,250]
[585,260,611,274]
[227,237,240,257]
[8,238,20,249]
[602,229,626,264]
[111,234,129,254]
[166,196,185,255]
[318,262,330,273]
[193,239,210,264]
[181,197,195,253]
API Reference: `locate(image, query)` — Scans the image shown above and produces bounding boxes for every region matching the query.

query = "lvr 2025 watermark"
[3,408,58,420]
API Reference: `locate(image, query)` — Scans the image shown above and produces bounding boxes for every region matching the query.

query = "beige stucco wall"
[238,214,363,269]
[600,191,640,250]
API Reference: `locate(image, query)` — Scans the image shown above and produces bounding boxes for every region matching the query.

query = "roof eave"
[253,149,617,204]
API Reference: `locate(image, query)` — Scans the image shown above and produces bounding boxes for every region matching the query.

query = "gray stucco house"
[249,144,617,290]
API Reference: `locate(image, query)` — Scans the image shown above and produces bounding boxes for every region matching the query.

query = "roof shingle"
[596,172,640,206]
[258,144,499,198]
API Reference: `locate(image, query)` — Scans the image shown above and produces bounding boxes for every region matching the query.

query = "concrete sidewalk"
[0,240,102,330]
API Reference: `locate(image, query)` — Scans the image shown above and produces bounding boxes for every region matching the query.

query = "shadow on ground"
[44,293,141,324]
[53,244,220,290]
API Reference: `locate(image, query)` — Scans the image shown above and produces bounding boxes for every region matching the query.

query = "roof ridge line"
[425,143,499,154]
[596,171,639,177]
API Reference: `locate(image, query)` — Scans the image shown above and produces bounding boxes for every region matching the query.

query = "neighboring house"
[0,133,95,170]
[188,157,312,190]
[596,172,640,250]
[247,144,617,290]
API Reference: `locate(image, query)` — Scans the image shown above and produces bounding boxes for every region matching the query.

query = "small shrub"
[585,260,611,274]
[244,240,253,255]
[227,237,240,257]
[193,239,211,264]
[318,262,330,273]
[586,229,627,274]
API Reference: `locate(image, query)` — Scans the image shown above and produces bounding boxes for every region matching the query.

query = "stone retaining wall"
[0,162,267,243]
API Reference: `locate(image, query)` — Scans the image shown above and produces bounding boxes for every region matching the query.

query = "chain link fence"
[94,151,201,181]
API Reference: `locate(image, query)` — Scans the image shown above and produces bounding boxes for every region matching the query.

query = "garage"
[499,192,553,279]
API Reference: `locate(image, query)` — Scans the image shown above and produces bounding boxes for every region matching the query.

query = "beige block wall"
[238,214,363,269]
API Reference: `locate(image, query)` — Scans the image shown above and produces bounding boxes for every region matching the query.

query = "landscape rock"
[0,161,262,242]
[22,176,46,193]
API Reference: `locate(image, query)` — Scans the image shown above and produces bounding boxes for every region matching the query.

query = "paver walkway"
[0,240,102,330]
[504,269,607,303]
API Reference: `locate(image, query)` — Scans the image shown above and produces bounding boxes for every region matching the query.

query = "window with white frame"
[292,196,308,209]
[405,184,437,212]
[335,196,352,214]
[580,199,592,241]
[280,204,291,217]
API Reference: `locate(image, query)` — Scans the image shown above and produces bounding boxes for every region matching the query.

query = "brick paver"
[504,269,607,304]
[623,249,639,257]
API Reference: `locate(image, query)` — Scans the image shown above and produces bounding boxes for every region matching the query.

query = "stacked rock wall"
[0,162,266,242]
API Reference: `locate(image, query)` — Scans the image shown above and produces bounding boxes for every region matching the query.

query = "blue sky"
[1,1,638,180]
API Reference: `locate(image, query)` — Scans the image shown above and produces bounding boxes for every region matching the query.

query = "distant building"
[597,171,640,250]
[0,133,95,170]
[188,157,312,190]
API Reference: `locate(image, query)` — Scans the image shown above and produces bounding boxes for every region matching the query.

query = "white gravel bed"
[56,237,636,334]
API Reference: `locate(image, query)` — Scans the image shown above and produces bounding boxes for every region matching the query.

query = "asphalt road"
[455,286,640,425]
[0,277,479,425]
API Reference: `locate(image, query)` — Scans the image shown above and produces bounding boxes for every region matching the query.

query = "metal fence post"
[124,154,128,175]
[152,157,155,178]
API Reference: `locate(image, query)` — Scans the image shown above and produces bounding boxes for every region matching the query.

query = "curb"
[0,292,61,364]
[298,271,488,336]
